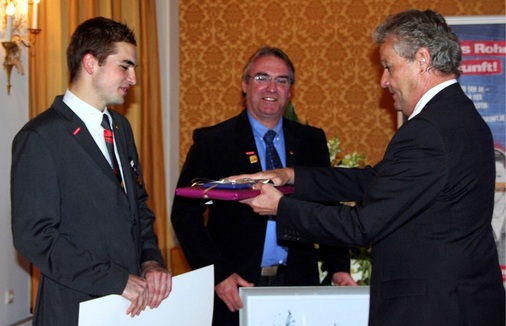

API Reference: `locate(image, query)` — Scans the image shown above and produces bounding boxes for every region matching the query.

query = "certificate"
[78,265,214,326]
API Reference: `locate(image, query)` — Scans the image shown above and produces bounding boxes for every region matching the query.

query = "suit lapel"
[233,111,263,173]
[108,112,134,193]
[107,111,145,217]
[282,119,299,168]
[53,99,116,181]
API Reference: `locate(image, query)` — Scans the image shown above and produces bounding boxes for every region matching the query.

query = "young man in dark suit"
[171,46,356,326]
[11,17,171,325]
[239,10,505,326]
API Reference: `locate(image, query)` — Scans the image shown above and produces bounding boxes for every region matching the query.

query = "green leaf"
[284,101,300,123]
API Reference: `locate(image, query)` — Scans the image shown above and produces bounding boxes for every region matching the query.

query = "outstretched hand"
[230,167,295,186]
[240,183,284,215]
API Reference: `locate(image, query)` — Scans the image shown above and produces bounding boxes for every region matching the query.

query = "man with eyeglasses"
[171,46,356,326]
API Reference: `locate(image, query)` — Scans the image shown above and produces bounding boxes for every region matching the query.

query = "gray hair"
[373,9,462,77]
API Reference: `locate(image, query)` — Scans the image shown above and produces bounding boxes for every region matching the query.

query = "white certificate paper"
[78,265,214,326]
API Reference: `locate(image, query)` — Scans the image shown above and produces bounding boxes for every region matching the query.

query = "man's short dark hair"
[67,16,136,83]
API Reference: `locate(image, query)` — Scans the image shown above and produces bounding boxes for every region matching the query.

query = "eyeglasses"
[247,74,293,86]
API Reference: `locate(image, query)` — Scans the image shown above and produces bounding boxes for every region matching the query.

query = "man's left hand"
[141,261,172,309]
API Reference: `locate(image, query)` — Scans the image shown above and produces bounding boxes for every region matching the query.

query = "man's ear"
[82,53,97,75]
[415,47,431,70]
[241,79,248,94]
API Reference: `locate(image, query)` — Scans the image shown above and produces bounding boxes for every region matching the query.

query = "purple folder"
[175,185,295,201]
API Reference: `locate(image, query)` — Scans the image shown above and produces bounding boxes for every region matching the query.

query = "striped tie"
[101,114,122,186]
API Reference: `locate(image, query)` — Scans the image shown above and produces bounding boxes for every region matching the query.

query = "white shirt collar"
[63,89,109,128]
[409,79,458,120]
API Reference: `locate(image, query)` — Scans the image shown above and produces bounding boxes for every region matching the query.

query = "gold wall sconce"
[2,0,41,95]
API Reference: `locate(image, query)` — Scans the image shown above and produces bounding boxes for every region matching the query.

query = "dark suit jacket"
[277,84,505,326]
[11,96,164,326]
[171,110,350,325]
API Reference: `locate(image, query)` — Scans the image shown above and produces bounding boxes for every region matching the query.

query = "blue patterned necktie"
[263,130,283,170]
[260,129,288,268]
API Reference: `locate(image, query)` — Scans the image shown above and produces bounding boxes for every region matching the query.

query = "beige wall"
[179,0,505,165]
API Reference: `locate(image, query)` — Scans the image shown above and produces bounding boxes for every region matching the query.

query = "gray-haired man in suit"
[239,10,505,326]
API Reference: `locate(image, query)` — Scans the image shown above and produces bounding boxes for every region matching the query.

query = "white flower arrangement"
[328,134,366,169]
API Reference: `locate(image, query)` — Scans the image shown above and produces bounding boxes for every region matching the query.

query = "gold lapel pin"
[246,151,258,164]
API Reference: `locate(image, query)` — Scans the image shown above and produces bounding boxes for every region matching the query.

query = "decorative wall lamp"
[2,0,41,95]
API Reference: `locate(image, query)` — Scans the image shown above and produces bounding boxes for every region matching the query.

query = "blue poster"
[450,20,505,150]
[449,16,506,285]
